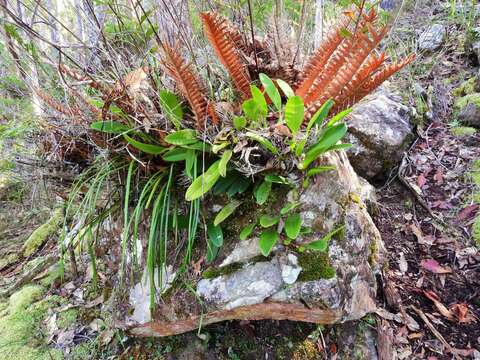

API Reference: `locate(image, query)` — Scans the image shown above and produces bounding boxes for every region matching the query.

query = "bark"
[314,0,324,48]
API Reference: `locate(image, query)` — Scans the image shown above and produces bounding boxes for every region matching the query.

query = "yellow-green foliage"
[453,77,478,97]
[298,251,336,281]
[454,93,480,110]
[473,217,480,247]
[22,208,63,257]
[0,286,62,360]
[451,126,477,137]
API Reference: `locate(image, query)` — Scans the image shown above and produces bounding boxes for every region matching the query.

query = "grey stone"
[345,88,412,180]
[458,102,480,128]
[418,24,446,52]
[197,260,284,310]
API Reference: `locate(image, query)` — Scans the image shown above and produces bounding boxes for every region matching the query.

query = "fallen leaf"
[433,168,443,184]
[451,303,476,324]
[398,252,408,274]
[99,329,115,346]
[417,174,427,188]
[192,257,204,276]
[420,259,452,274]
[423,291,454,320]
[410,224,426,244]
[457,204,479,221]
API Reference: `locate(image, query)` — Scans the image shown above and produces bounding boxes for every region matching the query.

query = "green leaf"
[184,149,196,178]
[207,222,224,247]
[299,123,348,169]
[326,143,352,151]
[306,166,336,177]
[245,132,278,154]
[240,223,256,241]
[163,147,190,162]
[305,226,345,251]
[226,176,251,197]
[214,199,241,226]
[218,150,232,177]
[242,98,262,122]
[159,90,183,129]
[206,242,220,263]
[326,108,352,127]
[233,116,247,130]
[185,160,221,201]
[90,121,131,134]
[181,141,211,152]
[284,213,302,239]
[264,174,291,185]
[259,214,280,228]
[124,134,166,155]
[284,96,304,136]
[280,202,300,215]
[259,73,281,111]
[164,129,197,145]
[306,99,334,132]
[259,229,279,256]
[254,180,272,205]
[212,142,230,154]
[250,85,268,116]
[276,79,295,98]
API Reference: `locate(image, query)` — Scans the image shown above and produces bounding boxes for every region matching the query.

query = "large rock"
[345,88,413,180]
[418,24,446,52]
[125,151,385,337]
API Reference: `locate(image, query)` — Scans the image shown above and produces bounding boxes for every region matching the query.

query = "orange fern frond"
[35,89,78,118]
[295,17,350,98]
[339,54,416,109]
[58,64,109,95]
[200,12,251,99]
[161,43,210,128]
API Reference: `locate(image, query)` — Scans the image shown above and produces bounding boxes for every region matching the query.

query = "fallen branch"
[0,254,58,298]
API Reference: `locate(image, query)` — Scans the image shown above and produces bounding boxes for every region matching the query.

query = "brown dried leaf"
[457,204,479,221]
[420,259,452,274]
[423,291,454,320]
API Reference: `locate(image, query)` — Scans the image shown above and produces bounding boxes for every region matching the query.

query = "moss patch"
[453,77,479,97]
[22,208,63,257]
[57,308,78,329]
[451,126,477,137]
[202,263,243,279]
[298,251,335,281]
[454,93,480,110]
[473,216,480,247]
[0,286,62,360]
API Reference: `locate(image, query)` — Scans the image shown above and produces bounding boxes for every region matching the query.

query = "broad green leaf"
[159,90,183,129]
[185,160,221,201]
[207,222,224,247]
[163,147,190,162]
[182,141,211,152]
[259,73,281,111]
[218,150,232,177]
[242,98,262,122]
[206,242,220,263]
[259,214,280,228]
[233,116,247,130]
[307,99,334,131]
[226,176,251,197]
[212,142,230,154]
[305,225,345,251]
[124,134,166,155]
[299,123,348,169]
[245,132,278,154]
[184,149,196,178]
[326,143,352,151]
[285,96,304,136]
[214,199,241,226]
[164,129,197,145]
[90,121,131,134]
[306,166,336,177]
[276,79,295,98]
[254,180,272,205]
[326,108,352,127]
[280,202,300,215]
[250,85,268,116]
[259,229,279,256]
[284,213,302,239]
[213,174,237,195]
[264,174,290,185]
[240,223,256,241]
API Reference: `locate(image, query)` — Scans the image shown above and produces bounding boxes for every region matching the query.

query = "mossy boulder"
[0,285,62,360]
[451,126,477,137]
[453,76,480,97]
[22,208,63,257]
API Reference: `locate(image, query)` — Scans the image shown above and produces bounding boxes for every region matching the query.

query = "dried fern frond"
[161,43,210,128]
[58,64,109,95]
[295,17,350,98]
[336,54,416,111]
[200,12,251,99]
[36,88,79,118]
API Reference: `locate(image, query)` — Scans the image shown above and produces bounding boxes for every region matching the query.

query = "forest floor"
[1,1,480,359]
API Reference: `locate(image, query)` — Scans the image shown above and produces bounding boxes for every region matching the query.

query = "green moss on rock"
[451,126,477,137]
[298,251,336,281]
[453,77,479,97]
[202,263,243,279]
[473,216,480,248]
[22,208,63,257]
[454,93,480,110]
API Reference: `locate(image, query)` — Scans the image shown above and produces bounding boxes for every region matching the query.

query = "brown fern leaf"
[310,25,389,110]
[295,16,350,98]
[161,43,210,128]
[331,52,386,109]
[207,102,220,125]
[35,89,78,118]
[200,12,251,99]
[58,64,109,95]
[341,54,416,108]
